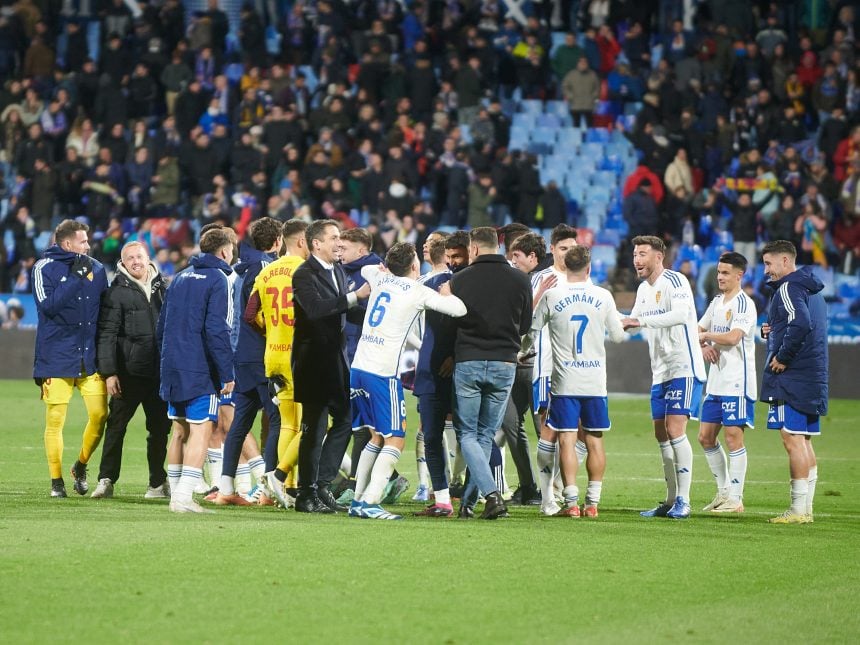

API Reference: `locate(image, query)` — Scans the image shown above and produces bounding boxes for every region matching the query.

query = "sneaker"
[413,503,453,517]
[666,496,691,519]
[582,504,599,518]
[449,481,465,499]
[540,502,562,516]
[144,483,169,499]
[381,475,410,504]
[711,498,744,514]
[703,493,729,512]
[640,502,672,517]
[348,500,365,518]
[194,480,212,495]
[169,499,215,514]
[203,487,220,502]
[336,487,356,506]
[361,503,403,520]
[284,488,297,509]
[555,504,581,518]
[51,479,67,498]
[412,484,430,502]
[70,461,88,495]
[91,478,114,499]
[768,510,812,524]
[213,492,253,506]
[266,471,291,508]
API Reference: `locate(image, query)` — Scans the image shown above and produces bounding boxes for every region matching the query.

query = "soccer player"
[526,246,626,517]
[760,240,829,524]
[158,228,235,513]
[33,219,109,497]
[349,242,467,520]
[621,235,706,520]
[697,252,757,514]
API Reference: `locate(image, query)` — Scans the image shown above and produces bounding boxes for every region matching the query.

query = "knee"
[45,404,67,432]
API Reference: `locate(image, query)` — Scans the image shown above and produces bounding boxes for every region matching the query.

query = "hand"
[355,282,371,299]
[698,330,710,344]
[71,254,93,279]
[621,317,640,331]
[769,356,787,374]
[760,323,771,339]
[221,381,235,396]
[438,356,454,378]
[702,345,720,365]
[106,375,121,397]
[377,263,389,273]
[439,281,452,296]
[534,274,557,300]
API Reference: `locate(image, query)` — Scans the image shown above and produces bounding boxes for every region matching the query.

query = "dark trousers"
[298,398,352,492]
[499,364,538,489]
[98,377,170,487]
[417,382,453,493]
[222,382,281,477]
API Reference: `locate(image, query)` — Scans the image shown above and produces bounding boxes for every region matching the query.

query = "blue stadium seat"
[591,170,618,187]
[580,142,605,159]
[591,244,617,267]
[519,99,543,115]
[459,124,472,144]
[536,113,562,128]
[595,229,621,246]
[557,128,583,148]
[585,128,611,144]
[531,126,557,146]
[540,165,567,185]
[545,100,569,117]
[511,113,535,130]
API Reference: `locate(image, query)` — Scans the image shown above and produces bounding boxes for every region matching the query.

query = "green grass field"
[1,380,858,644]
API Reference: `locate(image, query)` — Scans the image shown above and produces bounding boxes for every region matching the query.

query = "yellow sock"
[45,403,68,479]
[78,394,108,465]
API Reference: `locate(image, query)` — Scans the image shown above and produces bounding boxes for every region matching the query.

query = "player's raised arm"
[603,295,627,343]
[638,281,694,329]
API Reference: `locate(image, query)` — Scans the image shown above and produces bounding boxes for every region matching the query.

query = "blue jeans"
[453,360,516,497]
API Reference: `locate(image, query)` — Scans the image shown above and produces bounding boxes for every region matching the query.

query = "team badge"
[725,310,732,322]
[655,291,661,304]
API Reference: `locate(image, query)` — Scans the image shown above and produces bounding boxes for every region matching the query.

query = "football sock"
[575,439,588,466]
[206,447,222,488]
[434,488,451,506]
[363,446,402,505]
[728,447,747,501]
[354,442,381,501]
[78,395,108,464]
[236,463,251,495]
[443,419,455,479]
[499,449,509,495]
[670,434,693,500]
[416,430,430,488]
[219,474,235,496]
[490,441,504,492]
[703,442,729,494]
[659,440,677,503]
[340,453,352,477]
[790,478,809,516]
[563,484,579,508]
[167,464,182,491]
[44,403,67,479]
[537,439,557,506]
[248,455,266,484]
[174,466,203,504]
[552,445,563,498]
[806,465,818,516]
[349,426,371,477]
[276,428,300,477]
[586,480,603,505]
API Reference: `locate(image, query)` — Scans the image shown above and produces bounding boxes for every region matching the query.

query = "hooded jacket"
[33,245,108,378]
[342,252,383,362]
[760,266,829,415]
[96,262,165,380]
[231,244,277,391]
[157,254,234,402]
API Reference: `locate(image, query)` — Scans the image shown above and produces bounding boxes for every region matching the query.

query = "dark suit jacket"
[292,254,359,407]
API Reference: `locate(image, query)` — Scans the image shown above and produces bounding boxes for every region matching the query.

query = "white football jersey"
[630,269,706,384]
[352,266,466,377]
[531,280,627,396]
[698,291,757,399]
[530,266,568,382]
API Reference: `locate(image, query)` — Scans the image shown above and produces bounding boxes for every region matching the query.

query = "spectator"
[562,57,600,128]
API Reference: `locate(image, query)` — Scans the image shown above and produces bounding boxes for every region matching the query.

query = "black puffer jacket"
[96,264,166,380]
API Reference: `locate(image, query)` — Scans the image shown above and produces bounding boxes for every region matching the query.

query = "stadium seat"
[536,113,562,128]
[595,229,621,246]
[591,244,617,267]
[580,142,605,158]
[519,99,543,115]
[511,113,535,130]
[459,124,472,144]
[557,128,583,148]
[591,170,618,187]
[531,126,557,146]
[585,128,611,144]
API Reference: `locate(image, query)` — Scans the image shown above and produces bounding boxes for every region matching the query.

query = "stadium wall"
[1,330,857,399]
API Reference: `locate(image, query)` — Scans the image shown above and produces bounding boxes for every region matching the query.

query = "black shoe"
[295,492,336,514]
[51,478,67,498]
[457,504,474,519]
[449,482,465,499]
[317,486,347,512]
[70,460,88,495]
[480,492,509,520]
[511,485,541,505]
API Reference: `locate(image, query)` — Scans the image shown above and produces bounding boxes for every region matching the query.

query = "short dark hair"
[501,222,531,248]
[631,235,666,254]
[199,222,224,237]
[718,251,748,272]
[427,234,448,264]
[469,226,499,249]
[54,219,88,245]
[761,239,797,258]
[509,232,546,261]
[200,228,233,255]
[385,242,417,276]
[282,218,308,240]
[564,246,591,272]
[305,218,340,248]
[445,230,470,250]
[249,217,282,251]
[340,227,372,250]
[550,224,578,246]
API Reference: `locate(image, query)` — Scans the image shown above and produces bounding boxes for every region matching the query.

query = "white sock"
[167,464,182,492]
[248,455,266,484]
[435,488,451,506]
[703,443,729,494]
[173,466,203,504]
[671,434,693,501]
[416,430,430,488]
[537,439,557,506]
[442,428,452,482]
[236,463,252,495]
[453,444,466,484]
[563,484,579,508]
[219,475,235,496]
[659,441,676,503]
[586,480,602,505]
[790,478,809,515]
[500,449,510,495]
[575,439,588,466]
[354,443,381,501]
[806,466,818,516]
[340,453,352,476]
[728,447,748,501]
[206,448,222,487]
[362,446,401,505]
[552,447,562,498]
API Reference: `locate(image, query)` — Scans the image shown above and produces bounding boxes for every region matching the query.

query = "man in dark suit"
[292,219,370,513]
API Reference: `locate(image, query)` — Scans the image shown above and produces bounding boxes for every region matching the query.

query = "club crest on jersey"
[655,291,661,304]
[725,310,732,322]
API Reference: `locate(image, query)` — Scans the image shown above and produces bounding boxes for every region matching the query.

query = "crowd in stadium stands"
[1,0,860,319]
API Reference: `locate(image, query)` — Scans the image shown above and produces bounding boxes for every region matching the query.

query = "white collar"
[314,254,335,271]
